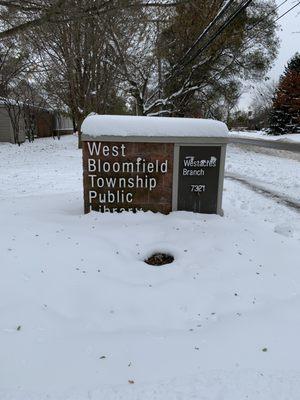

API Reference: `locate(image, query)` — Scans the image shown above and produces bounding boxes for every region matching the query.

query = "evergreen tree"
[269,53,300,135]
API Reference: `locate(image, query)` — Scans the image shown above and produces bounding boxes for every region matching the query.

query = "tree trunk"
[77,117,84,149]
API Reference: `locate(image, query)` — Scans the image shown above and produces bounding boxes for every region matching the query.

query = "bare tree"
[1,96,24,144]
[0,39,33,144]
[251,80,277,111]
[0,0,279,147]
[0,0,186,40]
[88,1,278,118]
[107,8,160,116]
[31,2,128,147]
[250,80,277,129]
[20,79,52,142]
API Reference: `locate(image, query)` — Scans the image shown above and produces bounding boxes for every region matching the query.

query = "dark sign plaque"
[177,146,221,213]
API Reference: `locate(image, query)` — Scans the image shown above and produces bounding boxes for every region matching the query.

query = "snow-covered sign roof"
[81,114,228,138]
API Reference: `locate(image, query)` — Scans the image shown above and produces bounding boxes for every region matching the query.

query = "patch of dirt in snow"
[144,252,174,266]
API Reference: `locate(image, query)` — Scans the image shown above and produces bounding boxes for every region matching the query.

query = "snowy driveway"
[226,144,300,205]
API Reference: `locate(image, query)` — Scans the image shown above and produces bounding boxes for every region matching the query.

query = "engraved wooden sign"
[83,141,174,213]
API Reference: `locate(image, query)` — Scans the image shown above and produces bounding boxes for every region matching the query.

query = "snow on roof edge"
[81,114,228,138]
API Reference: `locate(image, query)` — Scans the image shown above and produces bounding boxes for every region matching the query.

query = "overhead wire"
[147,0,298,110]
[178,0,254,71]
[240,0,300,51]
[162,0,254,86]
[275,0,300,22]
[171,0,236,72]
[244,0,288,32]
[147,0,254,108]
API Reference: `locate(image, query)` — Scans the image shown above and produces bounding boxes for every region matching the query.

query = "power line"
[146,1,237,105]
[240,0,299,50]
[182,0,253,68]
[146,0,254,107]
[175,0,291,75]
[275,0,300,22]
[147,0,289,111]
[245,0,288,32]
[167,0,254,81]
[171,0,236,72]
[245,0,300,31]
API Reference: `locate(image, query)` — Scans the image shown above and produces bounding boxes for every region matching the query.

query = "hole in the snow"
[144,252,174,266]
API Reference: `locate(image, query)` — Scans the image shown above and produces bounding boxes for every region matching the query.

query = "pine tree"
[269,53,300,135]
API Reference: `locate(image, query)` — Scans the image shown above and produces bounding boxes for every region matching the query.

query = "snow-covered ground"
[226,144,300,203]
[1,135,300,400]
[230,130,300,144]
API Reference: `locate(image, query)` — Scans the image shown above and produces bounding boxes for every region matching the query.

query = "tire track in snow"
[228,137,300,153]
[225,172,300,212]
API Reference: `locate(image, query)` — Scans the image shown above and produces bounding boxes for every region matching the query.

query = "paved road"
[229,136,300,153]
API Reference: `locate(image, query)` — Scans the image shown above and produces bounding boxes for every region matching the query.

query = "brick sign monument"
[81,115,228,215]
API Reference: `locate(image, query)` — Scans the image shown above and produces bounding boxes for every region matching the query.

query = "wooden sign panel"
[83,141,174,213]
[177,146,221,213]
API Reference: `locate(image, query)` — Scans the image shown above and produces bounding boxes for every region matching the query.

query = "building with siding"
[0,106,25,143]
[0,99,73,143]
[53,113,74,136]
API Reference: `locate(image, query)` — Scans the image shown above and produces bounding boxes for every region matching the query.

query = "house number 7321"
[190,184,206,192]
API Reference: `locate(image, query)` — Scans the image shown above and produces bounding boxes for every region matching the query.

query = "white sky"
[239,0,300,110]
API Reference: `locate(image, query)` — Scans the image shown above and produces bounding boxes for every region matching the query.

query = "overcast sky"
[239,0,300,109]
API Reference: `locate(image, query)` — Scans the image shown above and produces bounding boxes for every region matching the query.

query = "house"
[0,99,73,143]
[53,113,74,137]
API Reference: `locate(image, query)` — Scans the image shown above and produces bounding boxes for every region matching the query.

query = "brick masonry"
[83,141,174,214]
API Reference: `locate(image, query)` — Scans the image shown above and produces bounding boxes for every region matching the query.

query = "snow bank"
[1,136,300,399]
[81,114,228,138]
